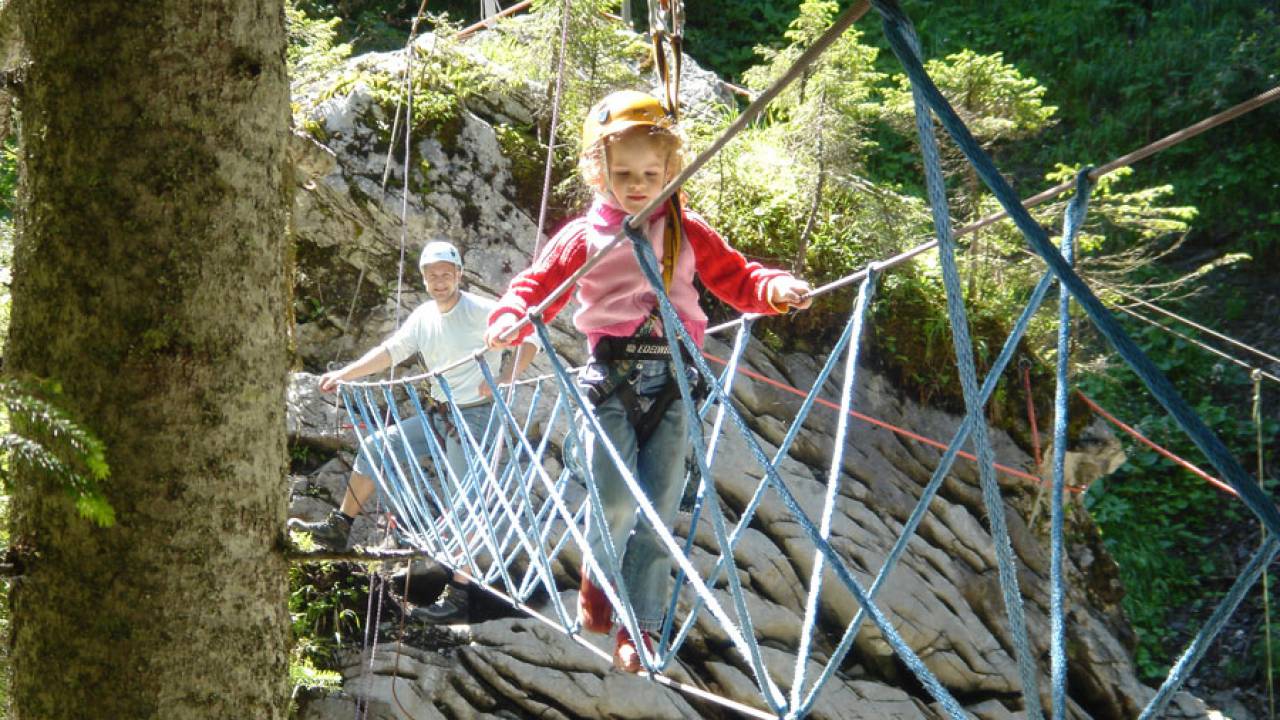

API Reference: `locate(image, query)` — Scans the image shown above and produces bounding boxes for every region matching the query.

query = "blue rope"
[1051,168,1093,719]
[405,379,513,586]
[631,240,784,707]
[1140,537,1280,718]
[873,0,1280,540]
[660,273,888,676]
[661,308,863,668]
[791,268,879,710]
[626,221,970,717]
[797,261,1062,714]
[475,360,575,626]
[891,13,1043,714]
[659,317,756,661]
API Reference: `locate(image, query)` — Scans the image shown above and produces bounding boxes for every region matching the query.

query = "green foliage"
[881,48,1057,148]
[0,379,113,527]
[971,163,1195,342]
[0,139,16,222]
[685,2,926,343]
[287,0,354,87]
[289,653,342,690]
[295,0,425,53]
[474,0,648,215]
[897,0,1280,262]
[880,49,1058,306]
[681,0,865,81]
[1079,322,1277,680]
[289,535,369,669]
[864,155,1199,418]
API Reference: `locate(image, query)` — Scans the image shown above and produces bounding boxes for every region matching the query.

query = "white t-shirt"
[379,291,504,407]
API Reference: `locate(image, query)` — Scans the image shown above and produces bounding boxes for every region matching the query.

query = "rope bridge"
[320,1,1280,717]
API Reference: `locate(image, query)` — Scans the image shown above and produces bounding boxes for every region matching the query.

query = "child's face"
[606,133,672,214]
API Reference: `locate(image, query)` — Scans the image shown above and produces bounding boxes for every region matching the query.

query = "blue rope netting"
[1051,168,1094,720]
[897,15,1041,714]
[325,2,1274,716]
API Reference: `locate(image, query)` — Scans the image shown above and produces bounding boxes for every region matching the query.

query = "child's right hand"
[768,276,814,312]
[485,315,521,350]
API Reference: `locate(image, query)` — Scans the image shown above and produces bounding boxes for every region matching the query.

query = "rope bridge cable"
[1107,286,1280,368]
[1107,299,1280,385]
[898,13,1042,713]
[1049,168,1093,720]
[1076,391,1239,497]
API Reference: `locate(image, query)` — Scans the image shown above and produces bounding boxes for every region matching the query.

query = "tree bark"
[6,1,291,717]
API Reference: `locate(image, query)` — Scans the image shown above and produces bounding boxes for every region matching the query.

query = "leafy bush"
[289,543,371,670]
[288,0,353,86]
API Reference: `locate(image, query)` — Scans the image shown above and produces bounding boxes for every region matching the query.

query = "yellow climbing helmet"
[581,90,672,153]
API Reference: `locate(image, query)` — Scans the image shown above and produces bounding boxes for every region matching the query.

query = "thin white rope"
[1109,285,1280,367]
[1110,301,1280,385]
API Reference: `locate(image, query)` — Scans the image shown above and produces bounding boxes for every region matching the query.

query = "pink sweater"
[491,196,792,350]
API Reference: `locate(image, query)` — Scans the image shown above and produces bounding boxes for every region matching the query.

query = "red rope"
[699,351,1083,492]
[1075,391,1238,498]
[1021,365,1044,469]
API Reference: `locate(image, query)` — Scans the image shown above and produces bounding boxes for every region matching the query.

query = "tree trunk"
[6,1,291,717]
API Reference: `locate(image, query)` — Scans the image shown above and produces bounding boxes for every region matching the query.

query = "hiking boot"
[578,568,613,634]
[389,559,449,606]
[413,582,470,624]
[287,510,353,551]
[613,627,654,674]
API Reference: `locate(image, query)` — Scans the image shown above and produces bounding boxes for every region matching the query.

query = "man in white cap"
[290,238,537,623]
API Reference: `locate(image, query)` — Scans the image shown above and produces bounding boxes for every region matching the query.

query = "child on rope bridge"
[484,90,811,673]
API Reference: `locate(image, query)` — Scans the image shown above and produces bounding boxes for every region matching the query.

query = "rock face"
[287,26,1219,720]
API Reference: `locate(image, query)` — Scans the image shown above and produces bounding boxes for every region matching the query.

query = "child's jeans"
[581,361,691,633]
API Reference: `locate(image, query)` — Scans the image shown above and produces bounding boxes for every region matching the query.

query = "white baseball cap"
[419,240,462,269]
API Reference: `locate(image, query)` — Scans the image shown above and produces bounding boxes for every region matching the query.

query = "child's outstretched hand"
[485,315,521,350]
[769,277,814,312]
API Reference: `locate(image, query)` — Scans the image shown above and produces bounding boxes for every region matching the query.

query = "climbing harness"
[576,197,697,439]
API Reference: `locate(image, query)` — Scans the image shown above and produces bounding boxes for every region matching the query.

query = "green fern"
[0,379,113,527]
